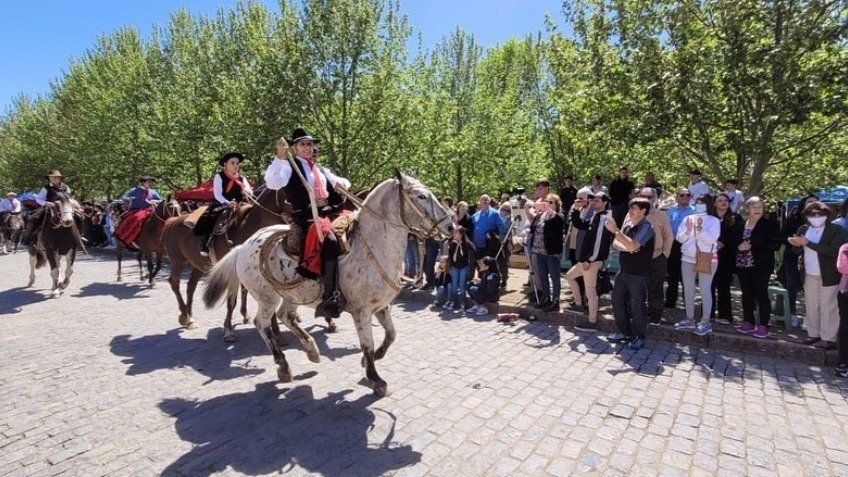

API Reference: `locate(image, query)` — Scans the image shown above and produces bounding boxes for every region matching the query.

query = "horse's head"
[45,188,74,227]
[390,170,453,239]
[157,194,181,219]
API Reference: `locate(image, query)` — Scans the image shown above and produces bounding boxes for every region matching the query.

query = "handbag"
[596,269,613,296]
[693,228,713,274]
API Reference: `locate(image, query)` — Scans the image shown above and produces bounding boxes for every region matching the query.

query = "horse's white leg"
[49,255,61,298]
[352,310,388,397]
[58,253,74,291]
[253,290,292,383]
[276,301,320,363]
[373,307,396,361]
[27,253,37,287]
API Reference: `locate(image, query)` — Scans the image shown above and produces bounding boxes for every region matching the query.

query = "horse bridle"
[350,180,452,239]
[244,189,291,222]
[152,200,181,223]
[45,201,75,229]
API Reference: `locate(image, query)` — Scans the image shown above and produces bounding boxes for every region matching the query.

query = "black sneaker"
[534,299,551,309]
[836,363,848,378]
[574,318,598,333]
[566,303,586,314]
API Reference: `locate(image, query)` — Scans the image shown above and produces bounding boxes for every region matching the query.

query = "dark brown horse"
[162,188,294,340]
[2,211,25,253]
[116,198,181,284]
[27,189,80,298]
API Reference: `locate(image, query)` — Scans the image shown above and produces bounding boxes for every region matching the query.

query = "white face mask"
[808,216,827,228]
[693,203,707,214]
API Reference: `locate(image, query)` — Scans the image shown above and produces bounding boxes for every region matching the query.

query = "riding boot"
[315,259,343,319]
[198,235,211,257]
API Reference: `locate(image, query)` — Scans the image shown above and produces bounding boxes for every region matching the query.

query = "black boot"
[198,235,210,257]
[315,259,342,319]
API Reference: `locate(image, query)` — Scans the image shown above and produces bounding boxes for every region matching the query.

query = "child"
[466,256,501,315]
[431,256,452,309]
[444,225,474,311]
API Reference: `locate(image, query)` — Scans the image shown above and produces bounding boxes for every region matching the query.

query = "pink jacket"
[838,243,848,293]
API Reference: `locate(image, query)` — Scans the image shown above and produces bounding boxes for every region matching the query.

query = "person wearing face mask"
[788,201,848,349]
[674,195,721,336]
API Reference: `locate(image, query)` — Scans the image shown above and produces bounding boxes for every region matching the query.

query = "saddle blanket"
[184,206,208,229]
[114,209,152,247]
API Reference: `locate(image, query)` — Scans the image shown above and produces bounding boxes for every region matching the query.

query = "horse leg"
[352,311,388,397]
[276,301,319,363]
[223,290,238,343]
[137,252,145,281]
[240,286,250,324]
[150,250,163,285]
[27,252,37,287]
[168,263,191,327]
[182,268,201,329]
[58,253,74,291]
[325,317,338,333]
[146,252,156,286]
[48,252,61,298]
[254,293,292,382]
[116,244,123,282]
[373,306,396,360]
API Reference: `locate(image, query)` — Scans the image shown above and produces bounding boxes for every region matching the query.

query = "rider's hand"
[228,200,237,209]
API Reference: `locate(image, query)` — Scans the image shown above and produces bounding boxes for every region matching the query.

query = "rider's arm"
[212,175,229,205]
[35,188,47,206]
[323,167,351,190]
[264,157,293,190]
[13,200,21,213]
[241,175,253,197]
[150,189,163,201]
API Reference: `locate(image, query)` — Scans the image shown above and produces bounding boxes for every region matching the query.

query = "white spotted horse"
[203,171,453,396]
[27,188,82,298]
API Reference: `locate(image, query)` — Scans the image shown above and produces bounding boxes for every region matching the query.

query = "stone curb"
[397,288,839,366]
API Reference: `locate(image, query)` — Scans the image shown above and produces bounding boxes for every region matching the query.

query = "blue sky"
[0,1,564,113]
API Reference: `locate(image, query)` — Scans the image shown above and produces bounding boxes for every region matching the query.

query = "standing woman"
[194,152,253,256]
[788,201,848,349]
[835,242,848,377]
[529,194,566,311]
[712,193,743,325]
[780,194,819,324]
[674,194,721,336]
[444,225,475,311]
[735,197,782,338]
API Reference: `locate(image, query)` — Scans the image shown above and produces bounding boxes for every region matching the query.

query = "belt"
[315,199,329,207]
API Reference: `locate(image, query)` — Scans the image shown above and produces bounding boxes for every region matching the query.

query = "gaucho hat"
[289,128,321,145]
[218,152,245,166]
[139,175,155,182]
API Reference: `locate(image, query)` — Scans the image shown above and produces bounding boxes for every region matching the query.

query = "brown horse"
[116,198,181,284]
[162,188,295,340]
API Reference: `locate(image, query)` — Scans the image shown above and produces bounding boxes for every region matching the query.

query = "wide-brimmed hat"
[45,170,63,179]
[289,128,321,145]
[218,152,245,166]
[139,175,155,182]
[6,192,16,197]
[690,169,702,176]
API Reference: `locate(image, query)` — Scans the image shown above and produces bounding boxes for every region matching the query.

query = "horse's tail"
[203,246,242,309]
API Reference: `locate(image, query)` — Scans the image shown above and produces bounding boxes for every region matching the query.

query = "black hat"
[139,175,155,182]
[218,152,245,166]
[289,128,321,145]
[690,169,702,175]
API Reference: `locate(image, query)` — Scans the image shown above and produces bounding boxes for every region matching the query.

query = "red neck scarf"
[302,157,328,200]
[224,170,246,194]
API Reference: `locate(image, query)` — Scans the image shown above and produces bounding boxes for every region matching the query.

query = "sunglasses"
[639,195,654,199]
[679,193,691,197]
[807,211,826,217]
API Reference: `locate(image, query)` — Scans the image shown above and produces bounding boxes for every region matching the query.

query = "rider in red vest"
[194,152,253,256]
[264,128,351,319]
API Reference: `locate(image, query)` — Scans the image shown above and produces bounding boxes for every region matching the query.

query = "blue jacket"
[472,208,506,249]
[125,187,163,211]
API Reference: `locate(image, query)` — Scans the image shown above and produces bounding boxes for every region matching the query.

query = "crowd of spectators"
[404,169,848,373]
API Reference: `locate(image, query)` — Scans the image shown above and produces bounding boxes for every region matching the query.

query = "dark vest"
[282,158,343,214]
[619,220,655,276]
[45,184,69,201]
[218,172,245,202]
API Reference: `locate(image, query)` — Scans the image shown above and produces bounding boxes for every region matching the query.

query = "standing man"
[471,194,506,277]
[609,166,635,226]
[533,178,551,201]
[496,202,514,290]
[264,128,351,319]
[724,179,745,213]
[688,169,710,200]
[665,188,695,309]
[559,175,578,216]
[642,172,663,198]
[605,198,656,350]
[637,187,674,324]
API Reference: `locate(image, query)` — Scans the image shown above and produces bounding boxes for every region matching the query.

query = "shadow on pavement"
[159,383,422,476]
[109,328,269,382]
[0,286,45,314]
[72,282,152,300]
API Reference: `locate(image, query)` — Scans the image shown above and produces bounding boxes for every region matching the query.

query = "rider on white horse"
[264,128,351,319]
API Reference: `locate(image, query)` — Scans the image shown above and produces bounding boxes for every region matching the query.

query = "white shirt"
[264,156,351,191]
[675,213,721,263]
[212,173,254,205]
[688,180,711,200]
[0,197,21,213]
[803,226,825,276]
[35,186,72,206]
[724,189,745,213]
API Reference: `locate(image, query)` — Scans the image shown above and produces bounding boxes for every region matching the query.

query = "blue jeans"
[534,253,562,302]
[404,240,420,277]
[435,285,449,305]
[450,266,469,305]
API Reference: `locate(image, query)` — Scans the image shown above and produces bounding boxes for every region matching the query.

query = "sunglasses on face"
[679,193,691,197]
[807,212,826,217]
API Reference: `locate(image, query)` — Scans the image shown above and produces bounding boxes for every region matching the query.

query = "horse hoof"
[373,383,389,397]
[27,280,35,288]
[224,333,237,343]
[50,291,61,299]
[185,321,198,330]
[178,314,190,327]
[327,322,338,333]
[277,368,293,383]
[242,316,250,325]
[307,349,321,364]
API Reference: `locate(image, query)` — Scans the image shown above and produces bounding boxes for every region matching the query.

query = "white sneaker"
[675,319,697,330]
[474,306,489,316]
[694,322,713,336]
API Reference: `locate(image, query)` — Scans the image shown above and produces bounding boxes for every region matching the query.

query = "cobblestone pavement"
[1,250,848,476]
